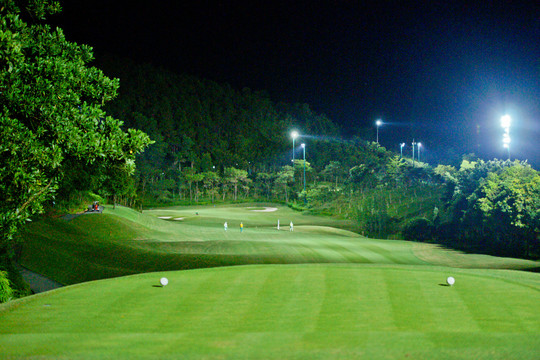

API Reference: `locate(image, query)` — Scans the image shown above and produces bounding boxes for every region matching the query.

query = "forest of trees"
[94,56,539,260]
[1,0,538,302]
[0,0,152,297]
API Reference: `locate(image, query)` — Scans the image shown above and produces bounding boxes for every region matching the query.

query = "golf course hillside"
[2,204,539,359]
[17,204,538,285]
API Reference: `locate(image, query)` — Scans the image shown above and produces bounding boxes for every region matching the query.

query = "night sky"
[52,0,539,166]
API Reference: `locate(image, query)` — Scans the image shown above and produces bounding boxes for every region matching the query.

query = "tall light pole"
[417,142,422,163]
[376,119,382,145]
[400,143,405,158]
[501,115,511,160]
[301,143,306,205]
[291,131,299,163]
[411,139,416,167]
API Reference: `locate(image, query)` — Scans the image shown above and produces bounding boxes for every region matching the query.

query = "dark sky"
[52,0,539,166]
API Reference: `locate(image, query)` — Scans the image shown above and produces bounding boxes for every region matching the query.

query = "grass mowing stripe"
[317,238,372,263]
[168,268,251,332]
[455,273,540,333]
[362,242,421,265]
[384,268,438,332]
[315,267,371,334]
[236,267,323,332]
[418,273,482,334]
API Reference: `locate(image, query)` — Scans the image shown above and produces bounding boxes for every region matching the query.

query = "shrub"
[0,271,13,303]
[402,217,434,242]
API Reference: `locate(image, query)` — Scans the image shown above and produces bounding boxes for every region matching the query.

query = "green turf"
[7,203,540,359]
[18,204,538,285]
[1,264,539,359]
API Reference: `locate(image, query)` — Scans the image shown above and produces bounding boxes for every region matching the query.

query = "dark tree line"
[430,159,540,258]
[97,56,539,259]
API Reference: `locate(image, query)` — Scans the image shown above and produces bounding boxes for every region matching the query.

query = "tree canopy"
[0,0,151,255]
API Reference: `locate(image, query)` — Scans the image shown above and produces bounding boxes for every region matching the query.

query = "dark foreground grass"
[1,264,539,359]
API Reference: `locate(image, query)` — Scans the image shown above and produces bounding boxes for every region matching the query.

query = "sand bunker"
[158,216,172,219]
[250,207,278,212]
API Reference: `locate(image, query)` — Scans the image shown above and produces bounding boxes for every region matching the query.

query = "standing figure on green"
[240,222,244,232]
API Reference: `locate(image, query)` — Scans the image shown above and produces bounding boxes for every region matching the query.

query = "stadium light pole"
[375,119,382,145]
[291,131,299,163]
[503,143,510,160]
[501,115,511,160]
[411,139,416,168]
[301,143,306,205]
[417,142,422,163]
[400,143,405,158]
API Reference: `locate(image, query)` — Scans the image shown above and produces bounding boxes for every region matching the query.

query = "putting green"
[1,264,539,359]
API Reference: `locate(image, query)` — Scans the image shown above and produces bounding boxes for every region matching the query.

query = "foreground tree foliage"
[0,0,151,292]
[436,159,540,258]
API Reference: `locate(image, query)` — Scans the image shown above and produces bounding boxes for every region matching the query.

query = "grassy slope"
[18,205,538,285]
[1,265,539,359]
[5,204,539,359]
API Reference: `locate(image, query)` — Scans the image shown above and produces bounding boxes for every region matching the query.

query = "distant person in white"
[289,221,293,232]
[224,222,228,231]
[277,219,280,230]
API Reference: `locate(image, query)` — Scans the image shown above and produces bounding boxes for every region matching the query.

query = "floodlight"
[501,115,511,129]
[375,120,382,144]
[291,131,300,162]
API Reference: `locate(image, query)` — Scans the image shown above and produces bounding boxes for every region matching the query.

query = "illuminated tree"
[0,1,151,257]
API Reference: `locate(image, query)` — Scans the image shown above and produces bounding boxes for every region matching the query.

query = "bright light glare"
[503,143,509,148]
[301,143,305,148]
[291,131,299,139]
[376,120,382,126]
[501,115,511,128]
[418,142,422,147]
[400,143,405,148]
[503,134,511,144]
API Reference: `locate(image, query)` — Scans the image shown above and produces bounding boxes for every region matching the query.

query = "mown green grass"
[1,264,539,359]
[7,203,539,359]
[18,204,538,285]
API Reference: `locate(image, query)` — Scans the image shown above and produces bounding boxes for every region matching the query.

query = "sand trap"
[250,207,278,212]
[173,218,184,221]
[158,216,172,219]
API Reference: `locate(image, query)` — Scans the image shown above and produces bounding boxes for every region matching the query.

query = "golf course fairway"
[3,204,539,359]
[1,264,539,359]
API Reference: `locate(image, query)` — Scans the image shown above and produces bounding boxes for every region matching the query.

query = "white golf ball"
[160,277,169,286]
[446,276,455,286]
